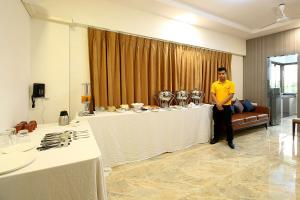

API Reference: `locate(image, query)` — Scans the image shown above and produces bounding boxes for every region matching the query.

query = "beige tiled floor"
[107,116,300,200]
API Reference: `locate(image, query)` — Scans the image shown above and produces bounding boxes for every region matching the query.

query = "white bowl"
[131,103,144,109]
[107,106,116,112]
[116,108,125,113]
[120,104,129,110]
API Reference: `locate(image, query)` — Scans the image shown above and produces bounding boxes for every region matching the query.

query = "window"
[270,63,280,88]
[283,64,297,94]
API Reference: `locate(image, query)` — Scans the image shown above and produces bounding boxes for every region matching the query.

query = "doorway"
[267,54,298,125]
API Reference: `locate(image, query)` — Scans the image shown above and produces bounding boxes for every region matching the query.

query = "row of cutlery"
[37,130,89,151]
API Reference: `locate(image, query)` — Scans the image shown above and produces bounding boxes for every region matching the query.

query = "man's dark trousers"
[212,105,233,142]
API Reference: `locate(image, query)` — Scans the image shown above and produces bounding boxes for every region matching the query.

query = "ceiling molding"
[156,0,252,33]
[22,1,74,25]
[155,0,300,38]
[21,0,300,40]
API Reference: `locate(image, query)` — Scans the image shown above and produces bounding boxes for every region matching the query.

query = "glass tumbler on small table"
[79,83,92,116]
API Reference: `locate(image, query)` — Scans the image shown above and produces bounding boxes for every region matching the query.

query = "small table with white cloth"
[87,104,213,167]
[0,120,107,200]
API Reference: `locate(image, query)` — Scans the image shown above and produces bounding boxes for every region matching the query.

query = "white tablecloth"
[87,104,212,167]
[0,121,107,200]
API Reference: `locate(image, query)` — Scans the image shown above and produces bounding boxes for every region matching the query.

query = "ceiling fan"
[260,3,299,29]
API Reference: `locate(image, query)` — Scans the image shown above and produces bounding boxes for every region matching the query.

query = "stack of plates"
[0,142,36,175]
[0,142,35,154]
[0,150,36,175]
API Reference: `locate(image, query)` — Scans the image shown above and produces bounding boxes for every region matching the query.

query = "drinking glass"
[0,131,11,148]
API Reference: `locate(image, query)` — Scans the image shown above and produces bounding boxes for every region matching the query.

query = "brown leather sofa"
[232,100,270,131]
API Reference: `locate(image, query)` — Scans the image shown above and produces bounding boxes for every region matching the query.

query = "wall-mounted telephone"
[31,83,45,108]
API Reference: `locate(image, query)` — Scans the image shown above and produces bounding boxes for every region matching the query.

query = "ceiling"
[22,0,300,39]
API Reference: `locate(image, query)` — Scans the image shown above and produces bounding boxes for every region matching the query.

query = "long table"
[0,121,107,200]
[87,104,212,167]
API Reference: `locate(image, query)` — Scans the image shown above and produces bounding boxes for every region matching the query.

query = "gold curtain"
[88,28,232,108]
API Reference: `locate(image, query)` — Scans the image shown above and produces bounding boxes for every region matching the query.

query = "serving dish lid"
[158,91,173,101]
[176,90,188,100]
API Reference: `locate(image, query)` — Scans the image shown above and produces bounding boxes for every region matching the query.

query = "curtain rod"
[75,22,243,56]
[32,15,243,57]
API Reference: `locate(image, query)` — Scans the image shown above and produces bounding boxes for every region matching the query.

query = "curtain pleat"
[134,38,142,102]
[121,35,136,105]
[140,39,150,105]
[88,28,232,108]
[88,28,108,108]
[106,32,121,106]
[148,41,158,105]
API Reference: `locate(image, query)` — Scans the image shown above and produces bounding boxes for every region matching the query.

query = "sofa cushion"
[244,115,257,122]
[233,99,244,113]
[257,113,268,120]
[243,99,255,112]
[232,112,254,120]
[232,113,246,120]
[232,118,244,126]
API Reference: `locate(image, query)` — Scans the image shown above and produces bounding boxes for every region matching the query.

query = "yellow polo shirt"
[211,80,235,105]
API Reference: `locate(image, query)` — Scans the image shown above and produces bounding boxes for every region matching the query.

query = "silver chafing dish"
[190,89,204,105]
[176,90,189,107]
[157,90,174,108]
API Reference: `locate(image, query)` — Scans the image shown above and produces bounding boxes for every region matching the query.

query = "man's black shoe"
[210,138,218,144]
[228,142,235,149]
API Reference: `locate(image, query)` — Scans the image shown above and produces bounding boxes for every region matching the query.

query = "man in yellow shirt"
[210,67,235,149]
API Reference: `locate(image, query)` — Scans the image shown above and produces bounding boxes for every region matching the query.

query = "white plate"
[116,109,125,113]
[0,142,36,154]
[151,109,160,112]
[0,150,36,175]
[175,106,183,109]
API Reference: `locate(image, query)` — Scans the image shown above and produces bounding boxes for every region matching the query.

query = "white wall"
[29,0,245,122]
[29,21,90,123]
[231,55,244,100]
[69,26,90,120]
[29,19,69,124]
[25,0,246,56]
[0,0,30,130]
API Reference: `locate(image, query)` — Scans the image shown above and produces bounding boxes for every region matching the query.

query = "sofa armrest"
[254,106,270,115]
